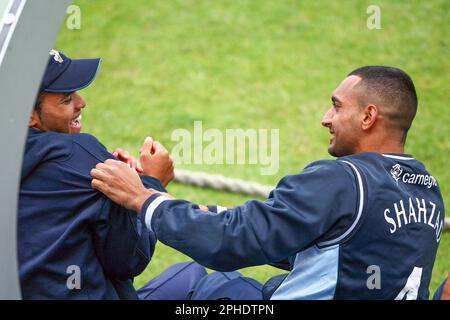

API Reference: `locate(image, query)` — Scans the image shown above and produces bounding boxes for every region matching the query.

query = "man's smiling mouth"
[329,130,335,143]
[70,114,82,129]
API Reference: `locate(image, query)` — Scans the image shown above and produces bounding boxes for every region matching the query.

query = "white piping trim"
[318,160,364,247]
[145,195,172,232]
[216,205,227,213]
[382,154,414,160]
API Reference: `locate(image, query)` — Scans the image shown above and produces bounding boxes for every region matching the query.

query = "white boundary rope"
[174,169,450,231]
[174,169,273,198]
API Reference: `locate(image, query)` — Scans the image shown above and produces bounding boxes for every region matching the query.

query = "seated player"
[18,50,175,299]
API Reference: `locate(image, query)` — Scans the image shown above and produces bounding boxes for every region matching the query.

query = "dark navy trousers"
[137,262,263,300]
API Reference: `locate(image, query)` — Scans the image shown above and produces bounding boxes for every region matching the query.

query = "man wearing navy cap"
[28,49,101,134]
[18,49,180,299]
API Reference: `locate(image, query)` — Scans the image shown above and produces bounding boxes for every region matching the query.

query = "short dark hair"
[348,66,418,143]
[34,92,47,113]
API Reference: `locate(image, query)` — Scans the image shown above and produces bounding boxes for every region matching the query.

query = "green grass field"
[56,0,449,296]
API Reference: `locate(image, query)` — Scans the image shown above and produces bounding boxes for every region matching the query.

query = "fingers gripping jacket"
[173,169,450,231]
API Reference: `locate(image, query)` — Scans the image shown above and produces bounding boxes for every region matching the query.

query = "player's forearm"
[139,194,300,271]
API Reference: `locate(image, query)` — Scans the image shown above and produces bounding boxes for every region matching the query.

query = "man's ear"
[361,104,378,131]
[28,111,40,129]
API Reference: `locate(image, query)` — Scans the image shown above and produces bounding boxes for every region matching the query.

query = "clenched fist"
[139,137,174,187]
[111,147,144,174]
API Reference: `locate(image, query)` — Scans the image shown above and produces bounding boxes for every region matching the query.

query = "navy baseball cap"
[39,49,101,92]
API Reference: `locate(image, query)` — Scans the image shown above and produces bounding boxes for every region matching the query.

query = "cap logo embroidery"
[49,49,64,63]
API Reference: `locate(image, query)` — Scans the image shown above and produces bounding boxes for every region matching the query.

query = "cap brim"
[44,58,101,93]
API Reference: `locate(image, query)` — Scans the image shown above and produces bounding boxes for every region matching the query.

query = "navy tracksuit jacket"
[18,128,165,299]
[141,153,445,299]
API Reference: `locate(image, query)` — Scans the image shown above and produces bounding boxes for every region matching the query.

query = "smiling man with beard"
[18,50,175,299]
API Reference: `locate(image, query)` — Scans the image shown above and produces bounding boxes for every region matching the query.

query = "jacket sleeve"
[70,134,165,279]
[91,174,165,279]
[90,199,153,279]
[141,160,358,271]
[206,205,291,270]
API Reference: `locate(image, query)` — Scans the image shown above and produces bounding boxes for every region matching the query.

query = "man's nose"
[73,93,86,110]
[321,109,332,128]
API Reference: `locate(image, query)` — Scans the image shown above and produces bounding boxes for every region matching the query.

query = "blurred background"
[55,0,449,294]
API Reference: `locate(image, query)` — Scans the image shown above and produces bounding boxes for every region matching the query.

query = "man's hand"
[139,137,174,187]
[112,148,144,174]
[91,159,156,212]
